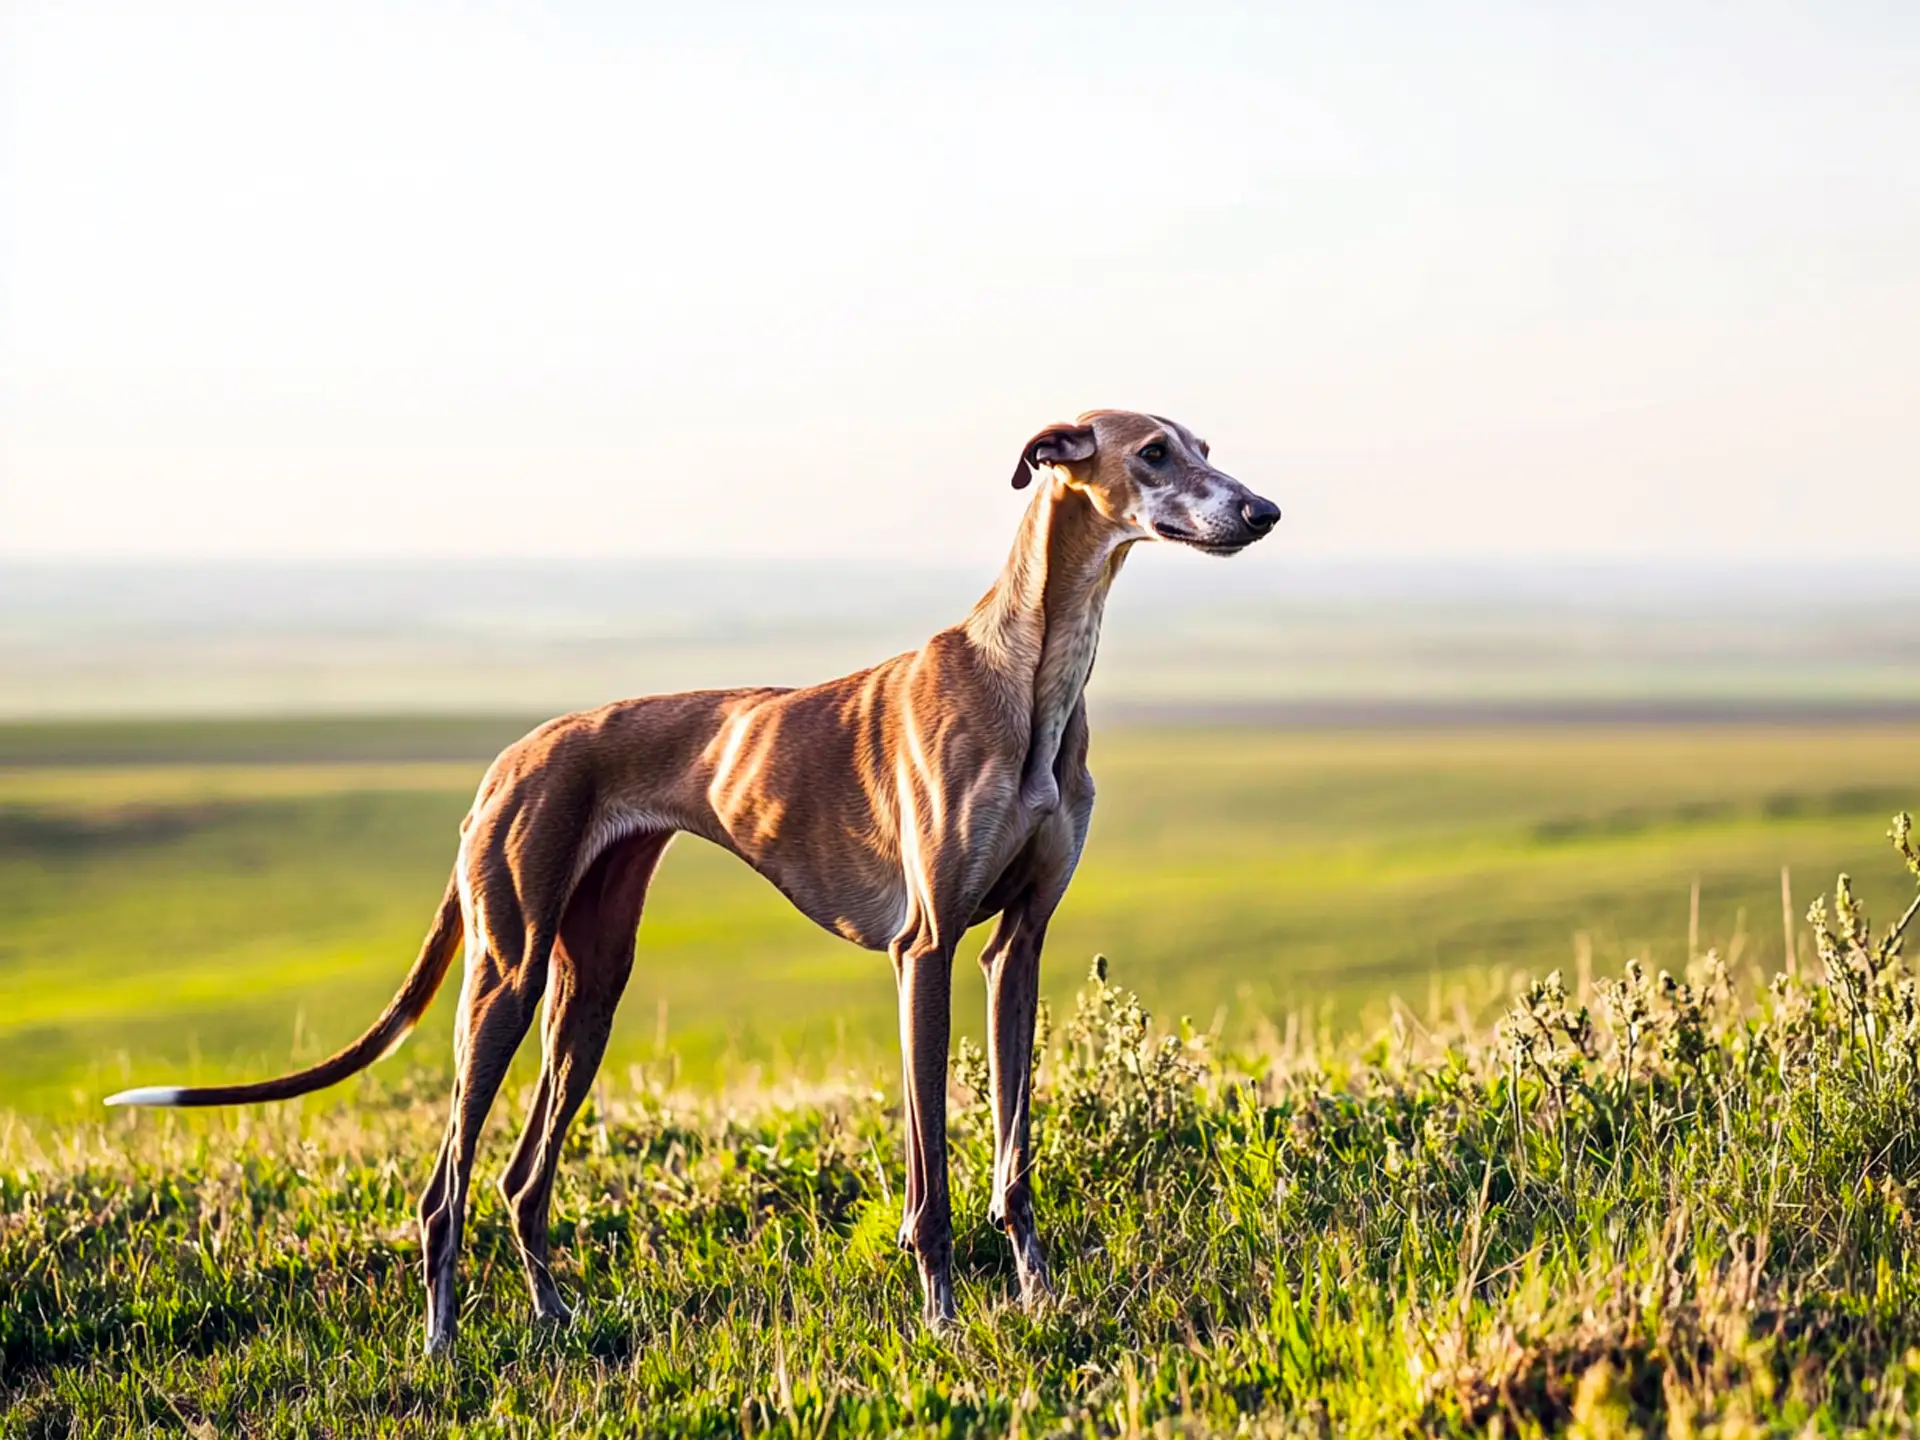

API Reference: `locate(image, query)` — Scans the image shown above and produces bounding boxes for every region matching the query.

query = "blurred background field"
[3,705,1915,1118]
[4,560,1917,1118]
[7,558,1920,719]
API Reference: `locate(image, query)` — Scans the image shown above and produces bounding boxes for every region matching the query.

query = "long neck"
[964,480,1132,801]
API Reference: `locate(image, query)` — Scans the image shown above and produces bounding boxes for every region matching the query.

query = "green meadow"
[2,718,1915,1117]
[8,801,1920,1434]
[9,716,1920,1435]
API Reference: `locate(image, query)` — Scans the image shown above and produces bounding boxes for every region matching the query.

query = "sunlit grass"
[8,720,1920,1432]
[7,816,1920,1435]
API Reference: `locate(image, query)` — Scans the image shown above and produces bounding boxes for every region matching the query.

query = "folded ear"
[1010,422,1097,489]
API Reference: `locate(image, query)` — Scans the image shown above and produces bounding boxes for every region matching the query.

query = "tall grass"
[6,815,1920,1436]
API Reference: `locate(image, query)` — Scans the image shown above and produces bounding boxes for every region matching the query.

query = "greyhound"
[107,409,1281,1352]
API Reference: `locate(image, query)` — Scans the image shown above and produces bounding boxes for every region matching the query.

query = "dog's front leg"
[892,933,957,1328]
[981,898,1053,1308]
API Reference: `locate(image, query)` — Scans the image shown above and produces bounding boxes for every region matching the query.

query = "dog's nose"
[1242,496,1281,534]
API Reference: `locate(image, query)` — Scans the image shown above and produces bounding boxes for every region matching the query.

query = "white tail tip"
[105,1086,186,1107]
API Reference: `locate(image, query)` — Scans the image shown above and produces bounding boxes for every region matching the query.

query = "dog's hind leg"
[500,830,671,1325]
[419,905,554,1355]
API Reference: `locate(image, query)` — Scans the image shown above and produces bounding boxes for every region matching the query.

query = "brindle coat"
[107,409,1281,1351]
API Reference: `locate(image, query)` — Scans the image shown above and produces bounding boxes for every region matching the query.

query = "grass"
[4,722,1920,1115]
[6,810,1920,1435]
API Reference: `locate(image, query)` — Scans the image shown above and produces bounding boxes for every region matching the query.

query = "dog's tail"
[105,875,465,1108]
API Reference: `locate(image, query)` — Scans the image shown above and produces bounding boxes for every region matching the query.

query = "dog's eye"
[1139,444,1166,464]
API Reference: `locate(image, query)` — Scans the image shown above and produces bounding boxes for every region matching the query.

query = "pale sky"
[2,1,1916,564]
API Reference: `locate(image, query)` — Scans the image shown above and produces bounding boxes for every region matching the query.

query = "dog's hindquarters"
[418,759,588,1353]
[498,826,674,1321]
[416,692,744,1352]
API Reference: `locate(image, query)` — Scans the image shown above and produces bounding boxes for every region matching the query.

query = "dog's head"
[1010,410,1279,556]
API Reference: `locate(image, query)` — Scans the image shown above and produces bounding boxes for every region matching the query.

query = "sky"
[2,1,1916,565]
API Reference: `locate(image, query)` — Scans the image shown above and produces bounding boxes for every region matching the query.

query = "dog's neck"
[964,479,1134,808]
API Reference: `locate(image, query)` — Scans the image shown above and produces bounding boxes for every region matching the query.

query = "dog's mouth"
[1153,520,1251,557]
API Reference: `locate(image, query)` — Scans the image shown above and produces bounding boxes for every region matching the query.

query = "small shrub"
[1042,954,1210,1180]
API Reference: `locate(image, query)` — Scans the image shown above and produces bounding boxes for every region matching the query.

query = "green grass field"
[8,718,1920,1434]
[7,808,1920,1435]
[3,720,1917,1116]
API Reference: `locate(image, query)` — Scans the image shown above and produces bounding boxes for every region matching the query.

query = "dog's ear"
[1011,422,1097,490]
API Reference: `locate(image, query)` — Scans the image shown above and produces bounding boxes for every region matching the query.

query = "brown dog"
[108,410,1281,1352]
